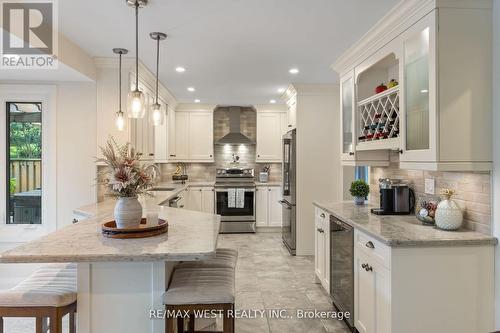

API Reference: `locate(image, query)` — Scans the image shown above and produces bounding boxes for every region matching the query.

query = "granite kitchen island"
[0,188,221,333]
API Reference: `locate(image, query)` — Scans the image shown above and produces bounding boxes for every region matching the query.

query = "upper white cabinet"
[169,107,214,163]
[95,59,177,162]
[333,0,493,171]
[339,70,389,166]
[256,111,287,162]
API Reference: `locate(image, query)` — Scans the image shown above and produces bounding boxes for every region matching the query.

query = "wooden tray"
[101,218,168,239]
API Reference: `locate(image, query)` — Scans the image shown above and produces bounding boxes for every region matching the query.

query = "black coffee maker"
[371,178,415,215]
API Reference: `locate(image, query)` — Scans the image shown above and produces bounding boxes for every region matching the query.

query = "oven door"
[215,188,255,221]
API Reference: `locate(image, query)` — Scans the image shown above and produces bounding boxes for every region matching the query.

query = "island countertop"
[313,201,497,247]
[0,187,221,263]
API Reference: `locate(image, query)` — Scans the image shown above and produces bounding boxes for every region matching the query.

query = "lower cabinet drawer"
[355,230,391,269]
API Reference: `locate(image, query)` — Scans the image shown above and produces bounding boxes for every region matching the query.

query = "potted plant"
[350,179,370,205]
[97,138,158,229]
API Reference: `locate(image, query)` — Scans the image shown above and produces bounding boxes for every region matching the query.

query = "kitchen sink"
[151,187,177,191]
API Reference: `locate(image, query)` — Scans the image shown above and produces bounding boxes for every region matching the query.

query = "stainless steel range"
[215,168,256,233]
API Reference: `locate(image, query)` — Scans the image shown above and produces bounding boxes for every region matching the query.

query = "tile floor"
[217,232,351,333]
[3,232,351,333]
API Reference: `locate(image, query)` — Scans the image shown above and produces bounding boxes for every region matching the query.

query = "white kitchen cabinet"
[169,111,214,162]
[398,9,492,171]
[188,112,214,161]
[339,71,389,166]
[256,112,285,162]
[353,228,494,333]
[282,86,297,130]
[354,249,390,333]
[186,186,214,213]
[171,112,189,160]
[95,59,178,162]
[153,100,169,162]
[314,207,329,291]
[255,185,282,228]
[333,1,493,171]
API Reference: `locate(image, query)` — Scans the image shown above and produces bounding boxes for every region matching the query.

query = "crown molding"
[331,0,492,75]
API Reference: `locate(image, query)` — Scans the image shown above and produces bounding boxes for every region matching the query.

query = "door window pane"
[7,102,42,224]
[342,78,353,154]
[405,27,430,151]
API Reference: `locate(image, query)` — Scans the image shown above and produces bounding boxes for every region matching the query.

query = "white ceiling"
[59,0,398,105]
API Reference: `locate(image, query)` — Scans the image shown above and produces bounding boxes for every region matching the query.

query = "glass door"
[401,11,437,162]
[6,102,42,225]
[340,72,354,160]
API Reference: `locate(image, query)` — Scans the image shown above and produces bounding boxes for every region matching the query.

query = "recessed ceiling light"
[187,87,196,92]
[277,87,286,93]
[175,66,186,73]
[289,68,299,74]
[194,99,201,103]
[270,99,276,104]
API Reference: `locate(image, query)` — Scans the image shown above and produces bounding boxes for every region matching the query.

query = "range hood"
[216,106,255,145]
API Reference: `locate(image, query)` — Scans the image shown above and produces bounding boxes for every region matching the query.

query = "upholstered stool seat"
[175,248,238,270]
[0,263,77,333]
[164,266,236,333]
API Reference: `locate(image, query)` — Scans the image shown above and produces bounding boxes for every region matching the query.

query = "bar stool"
[0,263,77,333]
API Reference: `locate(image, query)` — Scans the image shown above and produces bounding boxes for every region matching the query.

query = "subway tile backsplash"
[370,160,492,235]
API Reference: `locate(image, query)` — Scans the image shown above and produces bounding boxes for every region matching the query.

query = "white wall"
[56,83,97,228]
[296,84,341,255]
[493,0,500,329]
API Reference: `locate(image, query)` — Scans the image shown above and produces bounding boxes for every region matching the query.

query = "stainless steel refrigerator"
[281,129,296,255]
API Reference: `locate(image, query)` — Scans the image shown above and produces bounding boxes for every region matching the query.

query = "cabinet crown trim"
[332,0,490,74]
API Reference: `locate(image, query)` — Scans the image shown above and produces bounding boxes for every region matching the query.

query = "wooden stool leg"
[177,316,184,333]
[222,304,233,333]
[166,317,174,333]
[69,311,76,333]
[49,310,62,333]
[188,314,195,333]
[35,317,43,333]
[0,316,3,333]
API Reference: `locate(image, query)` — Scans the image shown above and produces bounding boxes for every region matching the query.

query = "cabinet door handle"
[397,148,404,154]
[317,228,324,233]
[320,213,326,218]
[288,125,292,127]
[72,218,78,224]
[365,241,375,249]
[365,265,373,272]
[199,189,202,192]
[210,155,213,157]
[361,263,367,269]
[349,152,355,156]
[169,154,176,157]
[257,155,260,157]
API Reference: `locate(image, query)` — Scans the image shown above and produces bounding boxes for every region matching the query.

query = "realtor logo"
[1,0,58,69]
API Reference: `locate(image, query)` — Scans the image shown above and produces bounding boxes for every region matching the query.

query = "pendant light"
[149,32,167,126]
[113,48,128,131]
[126,0,147,118]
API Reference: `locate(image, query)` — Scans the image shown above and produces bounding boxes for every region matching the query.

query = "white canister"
[435,190,463,231]
[259,172,269,183]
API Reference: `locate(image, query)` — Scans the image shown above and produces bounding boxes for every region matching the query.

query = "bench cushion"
[176,248,238,270]
[164,267,235,305]
[0,263,76,308]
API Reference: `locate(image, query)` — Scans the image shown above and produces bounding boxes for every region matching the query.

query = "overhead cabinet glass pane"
[404,27,430,151]
[7,102,42,224]
[342,78,353,154]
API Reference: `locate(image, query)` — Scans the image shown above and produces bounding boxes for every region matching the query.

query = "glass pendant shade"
[128,89,146,118]
[115,111,126,131]
[150,103,164,126]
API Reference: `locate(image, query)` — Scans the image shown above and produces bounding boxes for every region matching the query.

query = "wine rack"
[357,86,400,144]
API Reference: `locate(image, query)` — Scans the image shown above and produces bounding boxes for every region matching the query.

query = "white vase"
[354,197,365,205]
[435,198,463,230]
[114,197,143,229]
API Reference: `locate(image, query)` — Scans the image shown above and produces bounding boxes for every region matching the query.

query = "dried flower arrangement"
[96,138,159,198]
